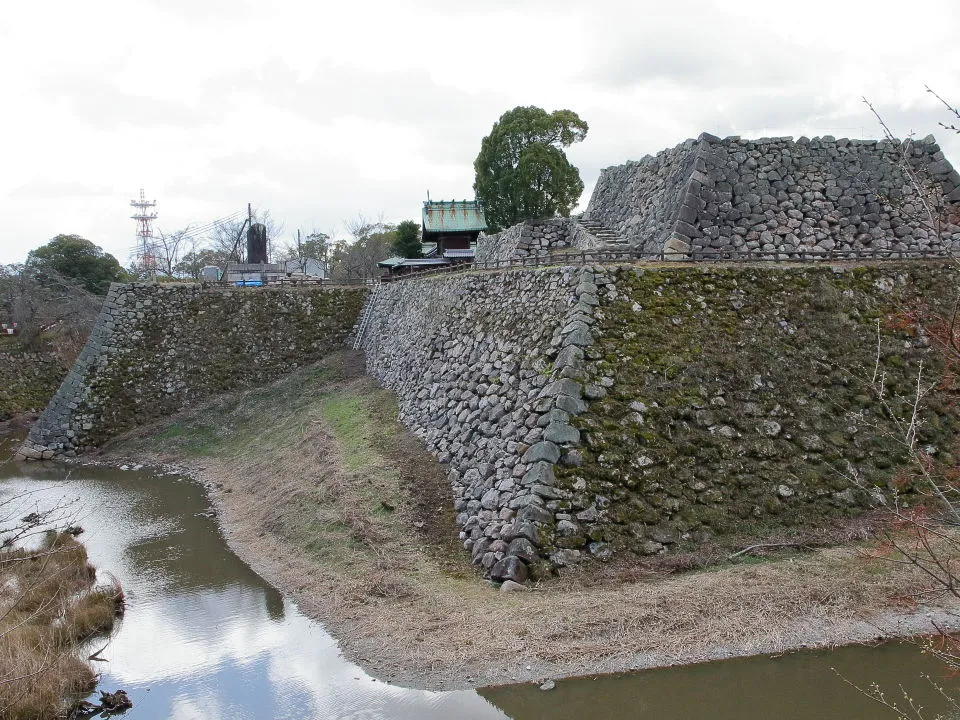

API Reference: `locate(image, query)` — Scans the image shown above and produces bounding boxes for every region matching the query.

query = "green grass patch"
[319,394,377,473]
[123,357,347,459]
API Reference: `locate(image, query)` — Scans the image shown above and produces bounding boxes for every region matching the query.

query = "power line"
[125,210,245,260]
[159,212,243,240]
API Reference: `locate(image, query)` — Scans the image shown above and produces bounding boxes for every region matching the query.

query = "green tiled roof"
[379,243,439,267]
[423,200,487,234]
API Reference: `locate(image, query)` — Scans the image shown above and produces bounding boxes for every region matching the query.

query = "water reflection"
[3,458,960,720]
[0,463,507,720]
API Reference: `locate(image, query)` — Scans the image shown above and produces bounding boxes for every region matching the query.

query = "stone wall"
[359,267,600,582]
[557,262,960,561]
[361,260,960,576]
[19,257,960,581]
[0,349,69,419]
[476,219,605,266]
[585,137,702,253]
[586,133,960,257]
[474,224,523,265]
[21,282,366,458]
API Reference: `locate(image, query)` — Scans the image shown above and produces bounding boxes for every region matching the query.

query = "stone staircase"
[577,219,630,248]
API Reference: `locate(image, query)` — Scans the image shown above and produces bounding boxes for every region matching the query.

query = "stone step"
[578,220,630,248]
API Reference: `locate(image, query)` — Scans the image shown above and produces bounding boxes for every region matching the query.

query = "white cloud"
[1,474,510,720]
[1,0,958,264]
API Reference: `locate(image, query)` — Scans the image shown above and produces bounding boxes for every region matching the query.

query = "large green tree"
[27,235,126,295]
[473,106,589,231]
[392,220,422,258]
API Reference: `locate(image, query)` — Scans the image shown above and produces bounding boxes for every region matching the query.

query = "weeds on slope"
[113,350,466,604]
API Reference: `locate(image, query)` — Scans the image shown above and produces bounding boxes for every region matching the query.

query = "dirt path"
[104,351,960,691]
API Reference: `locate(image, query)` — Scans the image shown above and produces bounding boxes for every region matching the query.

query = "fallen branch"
[67,689,133,719]
[728,542,813,560]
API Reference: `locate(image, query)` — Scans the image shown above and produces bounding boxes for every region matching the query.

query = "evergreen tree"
[392,220,422,258]
[474,106,588,232]
[27,235,127,295]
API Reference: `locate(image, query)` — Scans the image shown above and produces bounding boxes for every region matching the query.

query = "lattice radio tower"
[130,189,158,277]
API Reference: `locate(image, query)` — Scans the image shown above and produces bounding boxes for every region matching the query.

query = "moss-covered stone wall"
[0,348,69,419]
[556,262,960,558]
[360,260,960,577]
[22,283,366,457]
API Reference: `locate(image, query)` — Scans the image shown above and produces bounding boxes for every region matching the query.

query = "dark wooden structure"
[378,199,487,279]
[421,199,487,255]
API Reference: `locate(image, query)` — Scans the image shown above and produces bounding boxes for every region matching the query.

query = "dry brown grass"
[109,350,960,690]
[0,532,123,720]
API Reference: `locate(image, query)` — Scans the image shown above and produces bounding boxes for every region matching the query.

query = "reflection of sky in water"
[11,459,960,720]
[1,464,507,720]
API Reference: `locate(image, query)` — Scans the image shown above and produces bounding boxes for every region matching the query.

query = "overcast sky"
[2,0,959,265]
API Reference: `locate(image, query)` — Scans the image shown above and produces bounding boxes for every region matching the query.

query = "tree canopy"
[277,231,330,275]
[174,248,227,280]
[328,215,396,283]
[473,106,588,232]
[392,220,422,258]
[27,235,126,295]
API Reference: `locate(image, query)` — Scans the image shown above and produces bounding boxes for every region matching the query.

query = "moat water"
[3,441,959,719]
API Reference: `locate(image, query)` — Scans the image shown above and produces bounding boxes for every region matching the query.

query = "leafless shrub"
[927,87,960,136]
[0,264,99,356]
[0,490,123,719]
[328,213,395,284]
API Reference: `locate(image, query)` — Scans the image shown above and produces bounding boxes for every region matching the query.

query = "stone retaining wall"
[359,260,960,577]
[474,224,523,265]
[557,262,960,560]
[476,219,605,266]
[358,266,601,581]
[21,282,366,458]
[586,133,960,257]
[586,138,699,253]
[0,350,69,419]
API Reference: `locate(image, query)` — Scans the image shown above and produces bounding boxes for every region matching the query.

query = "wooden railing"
[382,246,952,283]
[196,245,952,289]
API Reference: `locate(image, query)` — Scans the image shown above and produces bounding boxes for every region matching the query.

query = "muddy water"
[3,452,960,719]
[482,641,960,719]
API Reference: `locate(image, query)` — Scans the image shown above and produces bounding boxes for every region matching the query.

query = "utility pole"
[229,203,252,263]
[297,229,302,273]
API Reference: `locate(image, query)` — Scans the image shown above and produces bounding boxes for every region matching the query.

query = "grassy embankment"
[0,531,123,719]
[114,349,469,600]
[108,348,960,689]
